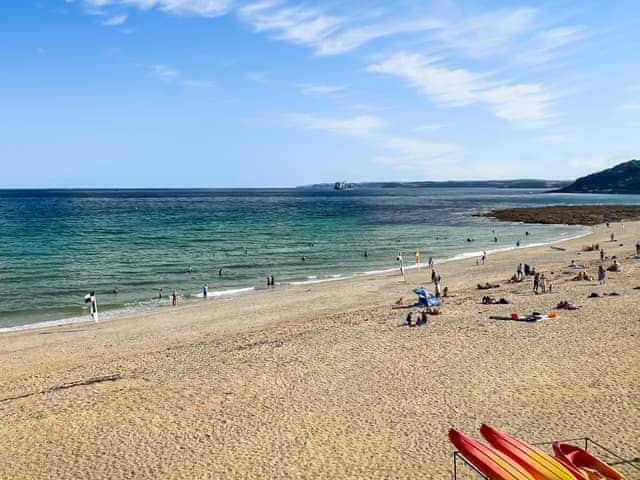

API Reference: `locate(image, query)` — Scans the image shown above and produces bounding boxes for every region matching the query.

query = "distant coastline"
[303,179,571,189]
[484,204,640,225]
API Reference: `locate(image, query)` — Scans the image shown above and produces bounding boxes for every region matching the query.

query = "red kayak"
[553,442,628,480]
[480,424,581,480]
[449,429,536,480]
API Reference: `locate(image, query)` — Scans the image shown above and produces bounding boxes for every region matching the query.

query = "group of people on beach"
[509,263,535,283]
[405,309,439,328]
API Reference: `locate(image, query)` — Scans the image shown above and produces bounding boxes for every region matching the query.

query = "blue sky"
[1,0,639,187]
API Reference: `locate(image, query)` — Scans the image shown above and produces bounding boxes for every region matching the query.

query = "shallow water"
[1,187,637,329]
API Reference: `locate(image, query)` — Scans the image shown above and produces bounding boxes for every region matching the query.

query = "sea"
[2,187,639,331]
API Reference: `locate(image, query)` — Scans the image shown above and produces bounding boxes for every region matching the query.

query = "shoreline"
[0,225,592,334]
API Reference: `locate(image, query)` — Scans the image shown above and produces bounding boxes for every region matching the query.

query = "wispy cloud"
[413,123,446,133]
[102,13,127,25]
[297,83,347,96]
[285,112,459,171]
[285,113,384,138]
[237,2,343,52]
[84,0,231,17]
[367,52,554,122]
[246,70,270,83]
[147,63,180,79]
[143,63,215,88]
[531,134,568,143]
[431,7,537,59]
[237,2,440,56]
[374,137,459,170]
[514,26,589,66]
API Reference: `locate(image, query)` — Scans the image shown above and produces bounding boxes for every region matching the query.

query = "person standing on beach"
[85,292,98,322]
[516,240,520,247]
[600,249,605,262]
[516,263,524,280]
[172,290,178,306]
[428,256,434,270]
[481,251,486,265]
[397,253,405,279]
[598,266,606,285]
[202,283,208,299]
[636,241,640,256]
[270,274,275,286]
[533,273,540,294]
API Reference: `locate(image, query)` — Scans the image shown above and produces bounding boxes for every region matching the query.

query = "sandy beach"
[1,221,639,479]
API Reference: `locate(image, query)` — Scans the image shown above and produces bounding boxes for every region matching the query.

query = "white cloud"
[313,19,441,56]
[367,52,554,122]
[103,14,128,25]
[148,63,180,78]
[285,113,384,138]
[237,2,440,56]
[84,0,231,17]
[237,2,343,50]
[297,83,347,96]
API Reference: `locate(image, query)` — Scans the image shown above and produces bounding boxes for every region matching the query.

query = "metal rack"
[453,437,640,479]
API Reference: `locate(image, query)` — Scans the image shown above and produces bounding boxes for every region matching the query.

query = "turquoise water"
[1,187,638,330]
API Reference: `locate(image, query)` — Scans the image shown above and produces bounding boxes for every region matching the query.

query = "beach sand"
[1,222,639,479]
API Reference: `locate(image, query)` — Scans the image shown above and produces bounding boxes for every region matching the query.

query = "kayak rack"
[453,437,640,479]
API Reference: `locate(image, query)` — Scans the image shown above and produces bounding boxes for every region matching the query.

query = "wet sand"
[1,222,639,479]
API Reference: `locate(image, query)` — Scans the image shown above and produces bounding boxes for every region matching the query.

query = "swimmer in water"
[364,250,368,257]
[218,268,224,276]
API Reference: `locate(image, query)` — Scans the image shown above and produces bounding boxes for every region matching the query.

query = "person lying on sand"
[569,260,586,269]
[588,292,620,298]
[556,300,581,310]
[481,296,510,305]
[477,282,500,289]
[508,274,523,283]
